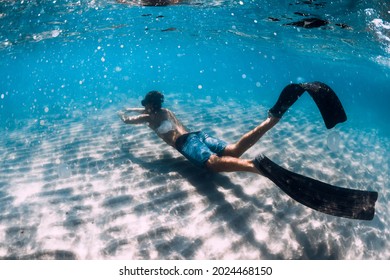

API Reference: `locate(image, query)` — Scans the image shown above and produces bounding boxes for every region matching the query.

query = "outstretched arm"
[124,107,145,113]
[118,111,150,124]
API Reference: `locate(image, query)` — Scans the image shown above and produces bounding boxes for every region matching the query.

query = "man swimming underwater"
[118,90,279,174]
[118,83,379,221]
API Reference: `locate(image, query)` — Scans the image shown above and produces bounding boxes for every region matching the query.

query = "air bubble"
[327,131,341,152]
[57,163,71,178]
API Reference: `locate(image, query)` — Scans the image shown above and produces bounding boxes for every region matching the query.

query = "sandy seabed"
[0,94,389,260]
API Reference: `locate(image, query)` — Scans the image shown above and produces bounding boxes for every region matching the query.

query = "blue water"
[0,0,389,259]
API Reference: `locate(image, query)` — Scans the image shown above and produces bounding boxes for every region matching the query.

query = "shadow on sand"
[120,142,283,259]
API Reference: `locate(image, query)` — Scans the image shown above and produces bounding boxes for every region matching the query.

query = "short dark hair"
[141,91,164,111]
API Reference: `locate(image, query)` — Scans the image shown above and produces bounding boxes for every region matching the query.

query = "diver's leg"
[223,116,279,158]
[222,83,306,158]
[205,155,260,174]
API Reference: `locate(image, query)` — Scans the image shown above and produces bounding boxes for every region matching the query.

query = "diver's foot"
[267,83,306,119]
[267,109,283,119]
[268,115,280,126]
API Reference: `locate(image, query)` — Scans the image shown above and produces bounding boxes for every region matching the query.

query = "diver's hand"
[117,110,127,123]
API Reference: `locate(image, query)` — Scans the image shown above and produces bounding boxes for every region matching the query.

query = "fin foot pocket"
[268,83,305,118]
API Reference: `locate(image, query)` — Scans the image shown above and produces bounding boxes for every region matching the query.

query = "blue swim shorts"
[175,131,228,168]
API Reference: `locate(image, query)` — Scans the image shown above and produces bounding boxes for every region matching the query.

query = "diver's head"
[141,91,164,113]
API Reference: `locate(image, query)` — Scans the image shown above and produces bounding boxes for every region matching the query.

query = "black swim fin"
[253,154,378,220]
[268,82,347,129]
[268,84,305,118]
[301,82,347,129]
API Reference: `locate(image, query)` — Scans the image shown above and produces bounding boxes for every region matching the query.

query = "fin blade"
[254,154,377,220]
[301,82,347,129]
